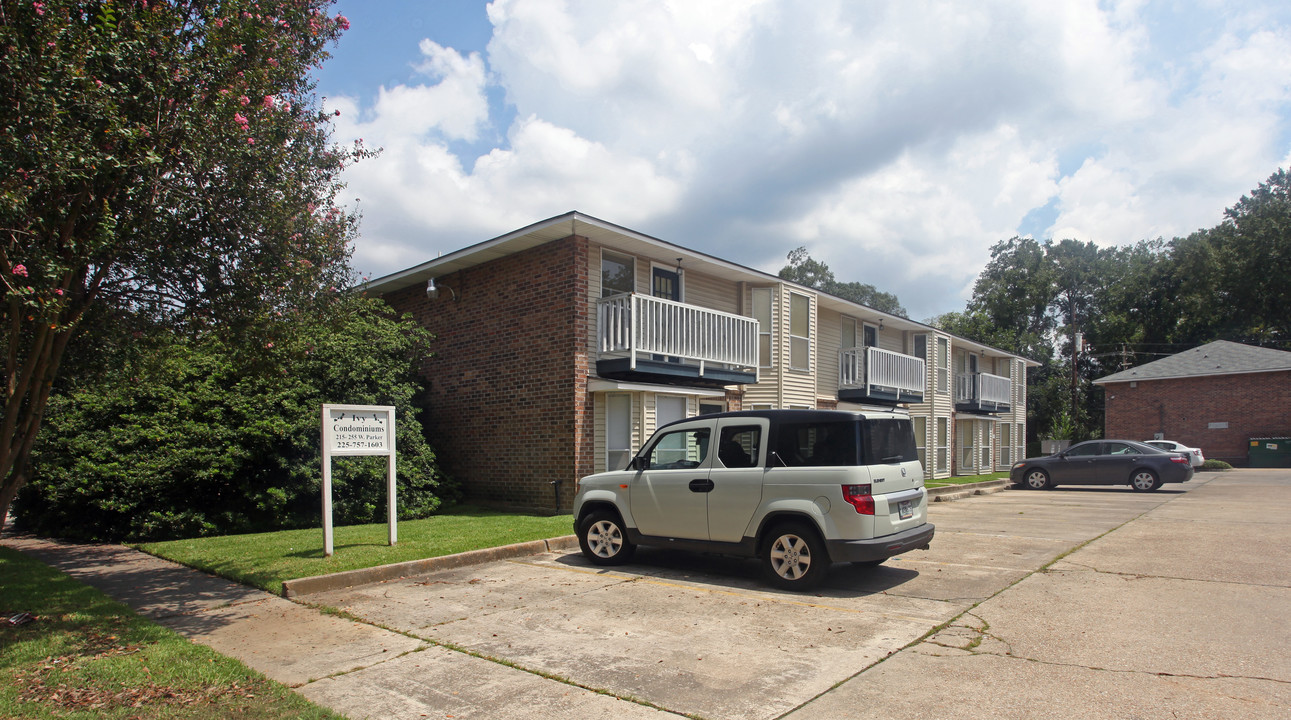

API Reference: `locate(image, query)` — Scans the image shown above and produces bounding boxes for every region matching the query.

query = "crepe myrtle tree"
[0,0,370,530]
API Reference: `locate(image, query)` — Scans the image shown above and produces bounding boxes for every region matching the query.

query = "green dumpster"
[1248,437,1291,468]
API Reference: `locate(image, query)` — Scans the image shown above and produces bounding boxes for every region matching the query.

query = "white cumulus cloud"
[323,0,1291,319]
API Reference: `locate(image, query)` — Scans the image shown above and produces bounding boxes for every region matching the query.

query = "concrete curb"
[282,535,581,598]
[927,478,1013,502]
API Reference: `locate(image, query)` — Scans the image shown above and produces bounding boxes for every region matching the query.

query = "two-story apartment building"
[368,212,1033,511]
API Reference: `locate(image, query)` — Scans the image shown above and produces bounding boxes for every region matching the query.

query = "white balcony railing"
[955,372,1012,407]
[839,346,926,398]
[597,293,759,373]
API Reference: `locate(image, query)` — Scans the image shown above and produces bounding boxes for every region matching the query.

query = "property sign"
[325,406,394,454]
[321,404,397,556]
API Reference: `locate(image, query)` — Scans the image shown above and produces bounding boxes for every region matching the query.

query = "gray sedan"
[1011,440,1195,492]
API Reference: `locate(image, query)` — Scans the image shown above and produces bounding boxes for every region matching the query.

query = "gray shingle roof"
[1093,340,1291,385]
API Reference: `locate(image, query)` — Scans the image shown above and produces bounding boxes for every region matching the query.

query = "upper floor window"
[752,287,773,367]
[790,292,811,371]
[914,334,928,361]
[936,337,949,393]
[601,251,635,297]
[841,317,857,350]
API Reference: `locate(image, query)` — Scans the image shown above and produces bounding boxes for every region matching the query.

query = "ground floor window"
[936,417,949,474]
[914,416,927,470]
[656,395,687,429]
[606,394,632,471]
[981,422,994,470]
[1000,423,1012,466]
[958,420,976,473]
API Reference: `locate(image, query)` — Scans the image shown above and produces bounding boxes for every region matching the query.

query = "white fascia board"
[588,379,728,397]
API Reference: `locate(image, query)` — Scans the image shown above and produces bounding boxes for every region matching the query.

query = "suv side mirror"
[629,456,648,471]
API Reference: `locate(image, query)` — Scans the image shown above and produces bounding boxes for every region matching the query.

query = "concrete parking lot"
[294,470,1290,719]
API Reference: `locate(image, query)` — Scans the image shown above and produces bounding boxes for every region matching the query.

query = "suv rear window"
[861,418,918,464]
[771,418,918,467]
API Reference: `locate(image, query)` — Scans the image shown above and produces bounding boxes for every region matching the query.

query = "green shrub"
[1198,459,1233,472]
[16,298,457,541]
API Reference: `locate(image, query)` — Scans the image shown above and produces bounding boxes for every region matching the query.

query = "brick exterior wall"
[1102,370,1291,466]
[381,235,592,511]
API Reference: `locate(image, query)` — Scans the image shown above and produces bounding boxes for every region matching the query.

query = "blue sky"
[312,0,1291,321]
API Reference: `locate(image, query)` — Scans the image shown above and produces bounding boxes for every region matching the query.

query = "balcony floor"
[955,400,1012,414]
[596,357,755,389]
[838,387,924,406]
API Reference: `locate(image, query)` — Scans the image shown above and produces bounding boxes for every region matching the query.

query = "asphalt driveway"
[296,470,1291,719]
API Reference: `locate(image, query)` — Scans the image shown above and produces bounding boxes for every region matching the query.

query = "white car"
[1144,440,1204,467]
[573,409,935,591]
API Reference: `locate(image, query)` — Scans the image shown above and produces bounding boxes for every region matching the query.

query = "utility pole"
[1071,330,1082,425]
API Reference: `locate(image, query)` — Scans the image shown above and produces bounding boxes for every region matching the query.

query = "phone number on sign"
[333,439,387,449]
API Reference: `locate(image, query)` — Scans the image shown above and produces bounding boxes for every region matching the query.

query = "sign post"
[321,404,397,557]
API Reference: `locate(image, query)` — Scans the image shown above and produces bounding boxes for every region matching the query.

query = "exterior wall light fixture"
[426,277,457,301]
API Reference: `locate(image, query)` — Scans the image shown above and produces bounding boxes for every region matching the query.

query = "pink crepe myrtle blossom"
[262,95,275,108]
[34,2,45,16]
[13,264,28,277]
[239,95,250,106]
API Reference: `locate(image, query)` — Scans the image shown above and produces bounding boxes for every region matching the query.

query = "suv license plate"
[898,500,913,520]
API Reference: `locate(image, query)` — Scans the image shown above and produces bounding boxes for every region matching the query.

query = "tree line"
[775,169,1290,447]
[933,168,1291,444]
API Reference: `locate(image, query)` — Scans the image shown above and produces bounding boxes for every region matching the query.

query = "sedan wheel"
[1024,468,1051,490]
[1130,469,1161,492]
[762,522,828,591]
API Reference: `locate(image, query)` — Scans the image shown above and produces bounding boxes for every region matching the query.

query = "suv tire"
[578,509,636,565]
[762,521,829,591]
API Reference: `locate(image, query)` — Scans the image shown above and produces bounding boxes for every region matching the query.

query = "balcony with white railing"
[596,293,759,387]
[838,346,926,405]
[954,371,1012,413]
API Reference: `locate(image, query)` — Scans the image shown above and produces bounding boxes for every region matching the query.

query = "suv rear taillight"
[843,484,874,515]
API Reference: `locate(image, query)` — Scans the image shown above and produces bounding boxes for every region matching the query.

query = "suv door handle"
[688,479,715,493]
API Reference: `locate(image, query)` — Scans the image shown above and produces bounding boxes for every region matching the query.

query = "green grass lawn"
[0,547,341,720]
[925,471,1011,488]
[135,506,574,596]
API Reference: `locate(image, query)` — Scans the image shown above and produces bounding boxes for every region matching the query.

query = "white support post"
[322,404,397,557]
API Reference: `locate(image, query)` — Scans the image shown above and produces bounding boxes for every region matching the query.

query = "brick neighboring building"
[1094,341,1291,466]
[368,212,1033,512]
